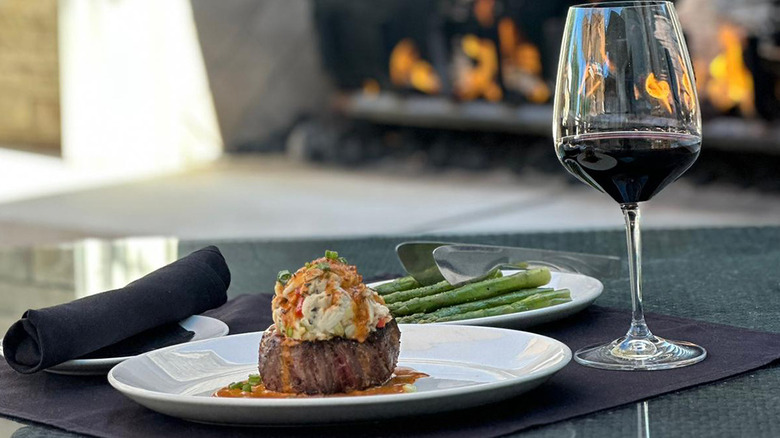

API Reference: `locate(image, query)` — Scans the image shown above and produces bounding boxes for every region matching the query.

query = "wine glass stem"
[622,203,651,340]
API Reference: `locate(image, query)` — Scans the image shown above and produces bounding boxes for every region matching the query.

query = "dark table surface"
[1,226,779,437]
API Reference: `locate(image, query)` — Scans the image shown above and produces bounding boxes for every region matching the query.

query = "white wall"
[58,0,222,174]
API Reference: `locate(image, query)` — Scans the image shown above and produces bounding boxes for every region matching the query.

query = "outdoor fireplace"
[281,0,780,185]
[324,1,777,110]
[315,0,561,105]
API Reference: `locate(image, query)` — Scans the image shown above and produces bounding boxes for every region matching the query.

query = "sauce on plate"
[213,367,428,399]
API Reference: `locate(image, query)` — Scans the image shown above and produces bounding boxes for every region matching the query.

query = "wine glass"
[552,1,706,370]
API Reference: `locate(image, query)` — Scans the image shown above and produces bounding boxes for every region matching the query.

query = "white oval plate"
[369,271,603,329]
[44,315,228,375]
[108,324,571,425]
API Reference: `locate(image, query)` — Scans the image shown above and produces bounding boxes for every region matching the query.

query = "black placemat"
[1,294,778,438]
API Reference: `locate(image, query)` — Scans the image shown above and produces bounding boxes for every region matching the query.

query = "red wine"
[556,132,701,204]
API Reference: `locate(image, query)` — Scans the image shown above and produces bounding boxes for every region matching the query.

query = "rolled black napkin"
[2,246,230,374]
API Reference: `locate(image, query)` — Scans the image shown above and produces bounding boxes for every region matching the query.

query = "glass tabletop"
[1,227,778,437]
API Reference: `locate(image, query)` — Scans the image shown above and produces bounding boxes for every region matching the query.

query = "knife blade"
[433,244,621,286]
[396,241,621,287]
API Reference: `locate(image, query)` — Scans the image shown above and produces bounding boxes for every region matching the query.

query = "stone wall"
[0,0,60,151]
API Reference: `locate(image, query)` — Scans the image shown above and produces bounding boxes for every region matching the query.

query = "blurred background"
[0,0,779,247]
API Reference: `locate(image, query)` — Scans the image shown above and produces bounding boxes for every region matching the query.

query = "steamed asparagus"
[382,280,453,304]
[388,268,551,316]
[373,275,420,295]
[396,286,554,323]
[414,289,572,323]
[382,270,502,304]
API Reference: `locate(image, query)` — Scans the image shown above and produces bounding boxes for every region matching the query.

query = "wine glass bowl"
[552,1,706,370]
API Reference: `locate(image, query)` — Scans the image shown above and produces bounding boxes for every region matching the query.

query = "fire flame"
[389,38,441,94]
[706,23,754,115]
[679,57,697,112]
[455,34,502,101]
[582,65,604,99]
[645,73,673,113]
[362,79,380,97]
[474,0,496,28]
[497,18,550,103]
[577,12,609,104]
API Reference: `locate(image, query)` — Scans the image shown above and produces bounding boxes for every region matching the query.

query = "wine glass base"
[574,335,706,371]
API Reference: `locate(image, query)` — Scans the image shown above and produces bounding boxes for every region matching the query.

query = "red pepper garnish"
[295,296,304,318]
[377,319,386,329]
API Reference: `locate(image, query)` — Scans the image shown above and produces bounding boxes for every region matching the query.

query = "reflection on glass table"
[0,238,178,334]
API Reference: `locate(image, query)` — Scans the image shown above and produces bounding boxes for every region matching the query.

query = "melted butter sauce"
[213,367,428,399]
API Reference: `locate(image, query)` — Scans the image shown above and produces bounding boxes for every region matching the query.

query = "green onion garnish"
[315,262,331,271]
[228,382,243,390]
[241,383,252,392]
[325,250,339,260]
[337,256,348,264]
[248,374,261,385]
[276,270,292,284]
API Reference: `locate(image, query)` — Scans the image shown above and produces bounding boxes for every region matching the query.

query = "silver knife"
[396,241,621,286]
[434,244,621,286]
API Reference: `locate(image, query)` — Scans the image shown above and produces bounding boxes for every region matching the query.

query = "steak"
[258,320,401,394]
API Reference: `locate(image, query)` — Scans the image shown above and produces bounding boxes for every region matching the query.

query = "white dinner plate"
[41,315,228,375]
[369,271,603,329]
[108,324,571,425]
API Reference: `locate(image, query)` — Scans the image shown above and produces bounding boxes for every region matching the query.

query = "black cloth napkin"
[2,246,230,374]
[0,293,779,437]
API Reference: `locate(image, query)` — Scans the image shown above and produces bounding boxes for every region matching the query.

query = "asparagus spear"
[382,270,502,304]
[373,275,421,294]
[388,268,551,316]
[383,280,453,304]
[396,286,554,323]
[415,289,572,323]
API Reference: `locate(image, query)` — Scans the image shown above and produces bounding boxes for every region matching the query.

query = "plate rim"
[368,270,603,327]
[108,324,572,408]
